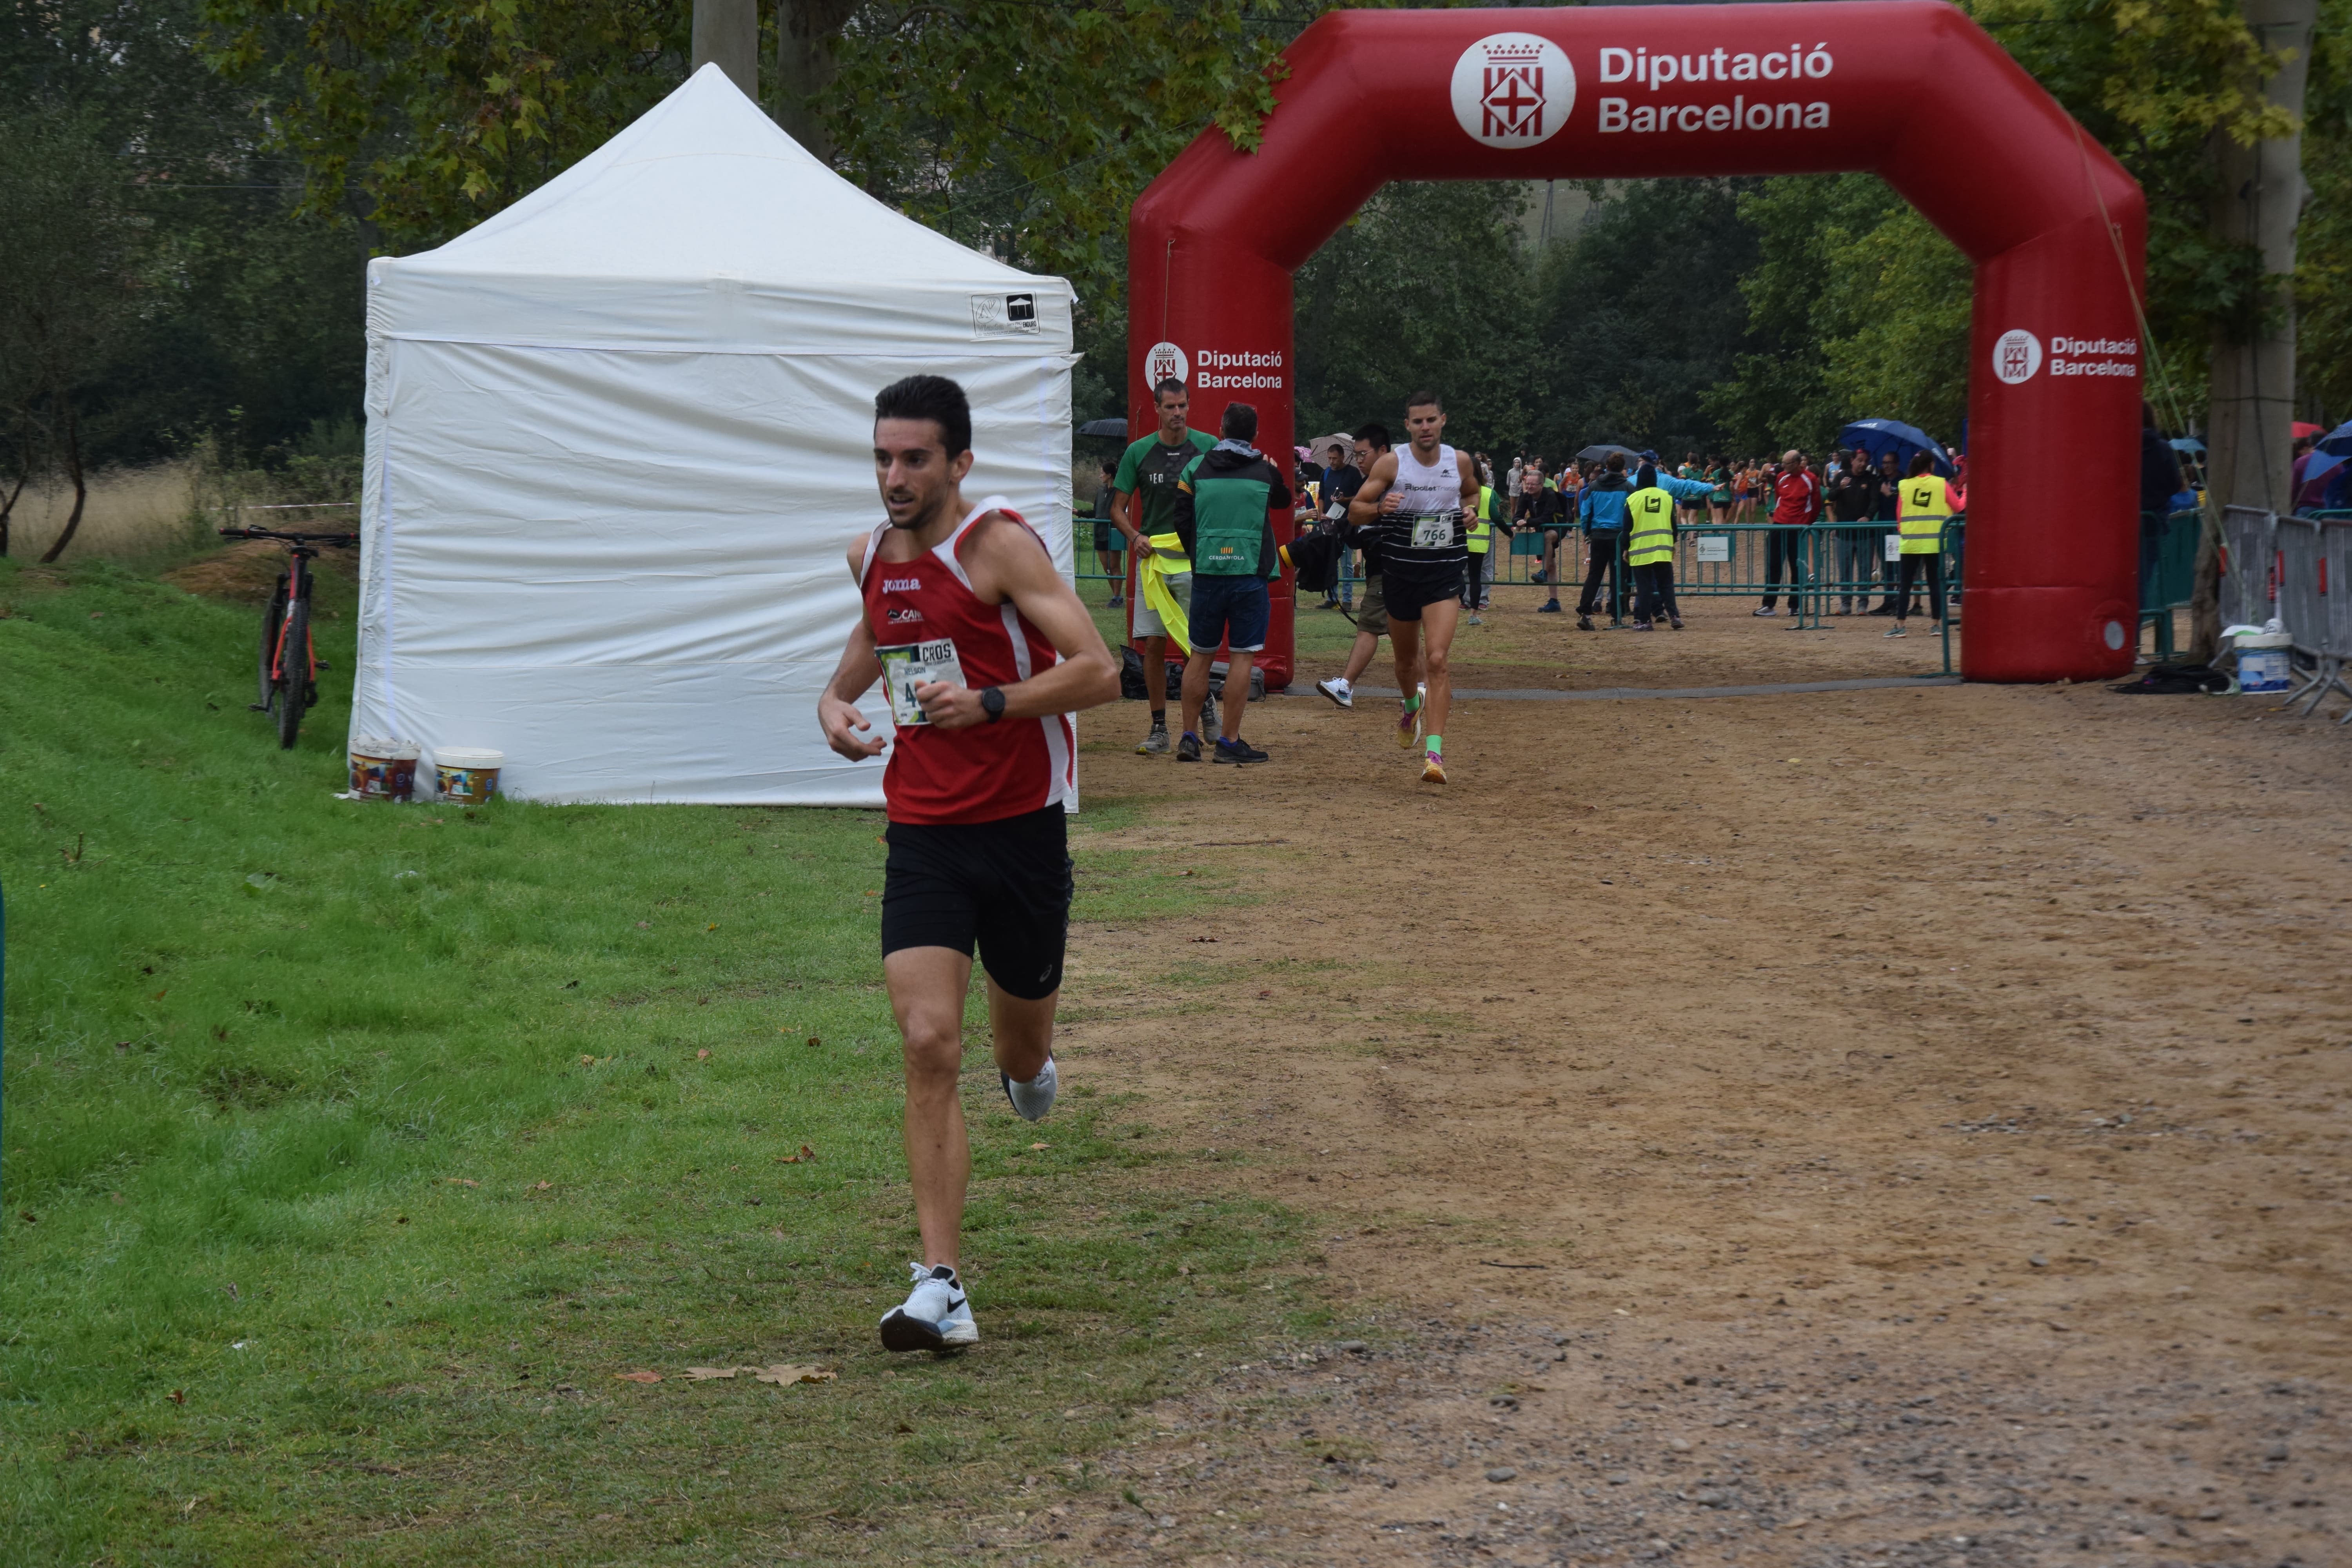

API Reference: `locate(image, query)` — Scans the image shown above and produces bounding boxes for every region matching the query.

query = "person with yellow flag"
[1623,461,1715,631]
[1886,453,1953,639]
[1111,379,1215,751]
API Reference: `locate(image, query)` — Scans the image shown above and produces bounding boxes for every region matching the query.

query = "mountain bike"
[219,525,358,750]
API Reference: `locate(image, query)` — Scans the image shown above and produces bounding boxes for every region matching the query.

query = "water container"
[2235,630,2292,693]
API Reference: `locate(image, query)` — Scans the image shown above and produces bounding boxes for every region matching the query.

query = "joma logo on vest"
[882,577,922,593]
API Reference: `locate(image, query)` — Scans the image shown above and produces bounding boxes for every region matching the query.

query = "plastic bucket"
[349,737,419,802]
[2236,632,2292,694]
[431,747,504,803]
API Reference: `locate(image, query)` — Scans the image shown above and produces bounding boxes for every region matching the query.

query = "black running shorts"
[1383,564,1466,622]
[880,805,1072,1000]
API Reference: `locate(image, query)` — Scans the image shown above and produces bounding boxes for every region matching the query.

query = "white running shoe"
[1316,677,1353,710]
[1001,1055,1057,1122]
[880,1262,979,1351]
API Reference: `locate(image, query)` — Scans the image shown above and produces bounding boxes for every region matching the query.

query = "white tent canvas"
[354,64,1077,804]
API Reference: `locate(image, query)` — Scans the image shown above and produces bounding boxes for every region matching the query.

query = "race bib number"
[1324,497,1348,522]
[876,638,965,726]
[1410,513,1454,550]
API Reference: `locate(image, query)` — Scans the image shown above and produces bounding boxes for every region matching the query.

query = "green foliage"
[1530,179,1762,461]
[1294,182,1536,453]
[0,554,1312,1561]
[1704,175,1970,457]
[827,0,1301,306]
[2,0,366,471]
[199,0,687,251]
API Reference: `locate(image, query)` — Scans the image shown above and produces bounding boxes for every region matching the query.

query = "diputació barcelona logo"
[1452,33,1576,149]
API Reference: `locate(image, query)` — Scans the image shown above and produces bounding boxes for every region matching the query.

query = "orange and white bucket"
[431,747,504,803]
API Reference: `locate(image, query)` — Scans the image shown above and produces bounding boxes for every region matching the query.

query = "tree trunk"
[2193,0,2316,661]
[692,0,762,101]
[37,404,84,564]
[0,470,23,557]
[775,0,859,159]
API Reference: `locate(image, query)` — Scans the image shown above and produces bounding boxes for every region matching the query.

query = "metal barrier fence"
[2203,506,2352,721]
[2219,504,2278,633]
[1081,516,1964,670]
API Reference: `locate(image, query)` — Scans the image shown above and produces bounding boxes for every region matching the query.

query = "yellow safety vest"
[1897,476,1951,555]
[1625,487,1677,566]
[1469,486,1494,553]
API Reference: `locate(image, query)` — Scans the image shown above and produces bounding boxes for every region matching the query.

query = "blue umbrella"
[2299,419,2352,487]
[1839,419,1956,479]
[2169,437,2206,455]
[1077,417,1129,438]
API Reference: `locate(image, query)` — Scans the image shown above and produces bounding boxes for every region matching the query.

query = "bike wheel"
[276,594,310,750]
[257,572,289,710]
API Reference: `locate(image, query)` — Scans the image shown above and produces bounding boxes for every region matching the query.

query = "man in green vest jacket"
[1169,401,1290,764]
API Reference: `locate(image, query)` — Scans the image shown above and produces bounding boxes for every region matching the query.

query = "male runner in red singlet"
[1347,392,1481,784]
[818,375,1122,1352]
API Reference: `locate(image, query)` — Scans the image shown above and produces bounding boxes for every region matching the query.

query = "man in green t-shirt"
[1111,378,1216,754]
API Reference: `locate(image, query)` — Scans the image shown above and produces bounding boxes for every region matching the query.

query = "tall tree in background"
[1292,182,1534,451]
[0,106,144,561]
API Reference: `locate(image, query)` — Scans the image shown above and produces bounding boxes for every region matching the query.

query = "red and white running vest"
[859,496,1076,825]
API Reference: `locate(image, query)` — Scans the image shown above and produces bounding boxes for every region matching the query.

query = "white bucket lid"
[2233,632,2292,648]
[350,736,420,760]
[433,747,506,768]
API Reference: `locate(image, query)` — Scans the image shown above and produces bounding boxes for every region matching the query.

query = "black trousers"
[1761,529,1808,610]
[1895,553,1945,620]
[1632,561,1678,624]
[1575,535,1622,616]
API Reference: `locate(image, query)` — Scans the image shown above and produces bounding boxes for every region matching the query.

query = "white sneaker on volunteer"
[880,1262,979,1351]
[1001,1055,1057,1122]
[1316,676,1353,709]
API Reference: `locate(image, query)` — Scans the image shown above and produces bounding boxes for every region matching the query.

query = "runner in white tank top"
[1347,392,1483,785]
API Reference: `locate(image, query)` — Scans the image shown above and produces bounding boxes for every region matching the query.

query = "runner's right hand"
[820,694,889,760]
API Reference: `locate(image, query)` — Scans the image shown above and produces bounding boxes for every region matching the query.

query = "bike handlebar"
[219,526,359,547]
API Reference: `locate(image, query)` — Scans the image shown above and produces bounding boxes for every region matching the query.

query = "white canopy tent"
[354,64,1077,804]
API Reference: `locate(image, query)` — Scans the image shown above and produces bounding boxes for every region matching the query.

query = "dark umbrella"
[1077,417,1129,438]
[1575,443,1642,463]
[2299,419,2352,488]
[1839,419,1955,478]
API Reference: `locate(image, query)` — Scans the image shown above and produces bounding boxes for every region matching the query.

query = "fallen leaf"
[528,1181,551,1192]
[444,1178,479,1188]
[753,1364,835,1386]
[167,1389,186,1405]
[580,1054,595,1065]
[636,920,650,928]
[615,1370,662,1384]
[697,1048,711,1060]
[806,1036,821,1047]
[707,923,718,931]
[776,1143,817,1165]
[1030,1142,1050,1151]
[683,1367,741,1381]
[862,889,879,897]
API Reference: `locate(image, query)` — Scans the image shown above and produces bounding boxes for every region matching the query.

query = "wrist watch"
[980,686,1006,723]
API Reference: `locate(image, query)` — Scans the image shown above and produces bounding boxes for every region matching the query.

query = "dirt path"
[1028,605,2352,1567]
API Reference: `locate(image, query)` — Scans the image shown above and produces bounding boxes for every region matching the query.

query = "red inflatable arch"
[1127,2,2146,686]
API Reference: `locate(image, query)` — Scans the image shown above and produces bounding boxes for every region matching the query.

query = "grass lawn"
[0,555,1319,1563]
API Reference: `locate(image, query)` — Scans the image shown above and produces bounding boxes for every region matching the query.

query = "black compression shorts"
[880,805,1072,1000]
[1383,564,1466,622]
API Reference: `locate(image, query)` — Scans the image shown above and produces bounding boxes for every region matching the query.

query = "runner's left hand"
[915,681,989,729]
